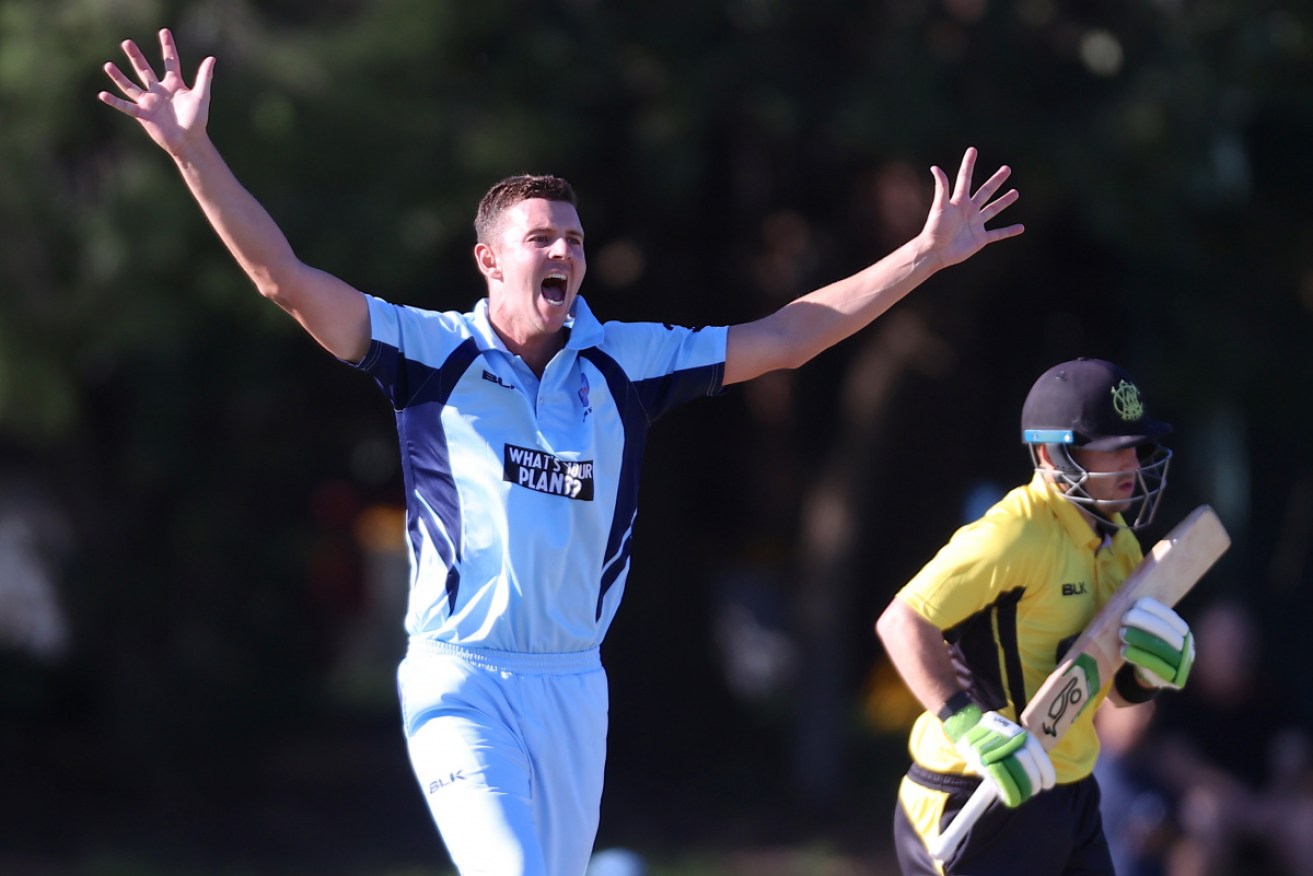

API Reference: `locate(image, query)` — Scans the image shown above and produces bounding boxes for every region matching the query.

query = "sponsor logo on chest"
[504,443,595,500]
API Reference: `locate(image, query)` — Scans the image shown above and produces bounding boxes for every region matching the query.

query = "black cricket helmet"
[1021,358,1172,530]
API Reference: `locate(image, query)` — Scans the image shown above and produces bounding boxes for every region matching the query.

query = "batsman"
[876,358,1198,875]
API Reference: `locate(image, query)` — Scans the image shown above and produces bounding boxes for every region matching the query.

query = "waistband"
[406,637,603,675]
[906,763,984,795]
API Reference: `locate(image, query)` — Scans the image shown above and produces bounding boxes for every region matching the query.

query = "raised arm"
[99,28,370,363]
[723,148,1021,386]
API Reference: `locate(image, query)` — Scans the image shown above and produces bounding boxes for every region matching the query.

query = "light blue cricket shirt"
[353,294,727,654]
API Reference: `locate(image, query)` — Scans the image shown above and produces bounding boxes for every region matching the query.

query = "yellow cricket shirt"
[896,472,1143,786]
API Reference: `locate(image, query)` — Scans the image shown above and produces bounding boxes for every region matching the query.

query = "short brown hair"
[475,175,577,244]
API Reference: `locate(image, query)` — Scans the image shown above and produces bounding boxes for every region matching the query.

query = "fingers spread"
[103,62,143,101]
[193,55,217,101]
[97,91,133,114]
[953,147,978,199]
[985,222,1025,243]
[978,188,1019,223]
[928,164,950,212]
[972,164,1013,207]
[160,27,182,76]
[122,39,160,88]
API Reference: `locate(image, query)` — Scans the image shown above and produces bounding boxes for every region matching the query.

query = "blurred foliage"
[1,0,1311,871]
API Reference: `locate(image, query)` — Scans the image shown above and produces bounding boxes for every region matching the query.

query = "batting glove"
[1120,596,1195,690]
[944,704,1056,808]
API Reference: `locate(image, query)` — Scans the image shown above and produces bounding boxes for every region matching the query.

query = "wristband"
[937,690,976,722]
[1114,663,1160,704]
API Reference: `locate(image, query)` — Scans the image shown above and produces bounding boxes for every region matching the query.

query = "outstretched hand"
[98,28,214,156]
[921,147,1023,269]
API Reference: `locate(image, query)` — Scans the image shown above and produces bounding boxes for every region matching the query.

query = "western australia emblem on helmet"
[1110,380,1144,422]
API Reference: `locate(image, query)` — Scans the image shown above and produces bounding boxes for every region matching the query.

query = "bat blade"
[927,504,1231,864]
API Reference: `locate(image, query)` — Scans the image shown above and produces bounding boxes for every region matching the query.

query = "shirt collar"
[562,295,604,349]
[469,295,604,353]
[1025,470,1129,552]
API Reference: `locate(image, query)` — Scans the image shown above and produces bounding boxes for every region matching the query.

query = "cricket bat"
[927,504,1231,864]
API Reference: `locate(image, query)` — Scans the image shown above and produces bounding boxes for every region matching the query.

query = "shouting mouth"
[542,271,569,306]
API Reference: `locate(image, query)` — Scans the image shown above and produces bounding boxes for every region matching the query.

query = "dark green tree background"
[1,0,1310,872]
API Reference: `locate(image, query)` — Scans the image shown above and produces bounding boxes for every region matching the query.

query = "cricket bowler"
[100,28,1024,876]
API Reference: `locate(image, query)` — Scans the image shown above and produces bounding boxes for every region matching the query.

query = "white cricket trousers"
[398,639,609,876]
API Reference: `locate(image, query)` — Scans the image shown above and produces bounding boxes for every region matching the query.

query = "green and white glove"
[1120,596,1195,690]
[944,703,1056,808]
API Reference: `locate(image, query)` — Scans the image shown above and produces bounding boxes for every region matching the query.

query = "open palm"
[921,148,1023,269]
[99,29,214,155]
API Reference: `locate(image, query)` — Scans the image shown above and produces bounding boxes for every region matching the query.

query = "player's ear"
[1035,444,1054,468]
[474,242,502,281]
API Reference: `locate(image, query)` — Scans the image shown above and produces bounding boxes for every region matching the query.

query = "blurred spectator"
[1151,598,1313,876]
[712,559,798,704]
[0,478,72,662]
[587,847,647,876]
[1094,700,1172,876]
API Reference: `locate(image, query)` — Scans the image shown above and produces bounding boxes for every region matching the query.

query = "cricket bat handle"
[927,780,996,864]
